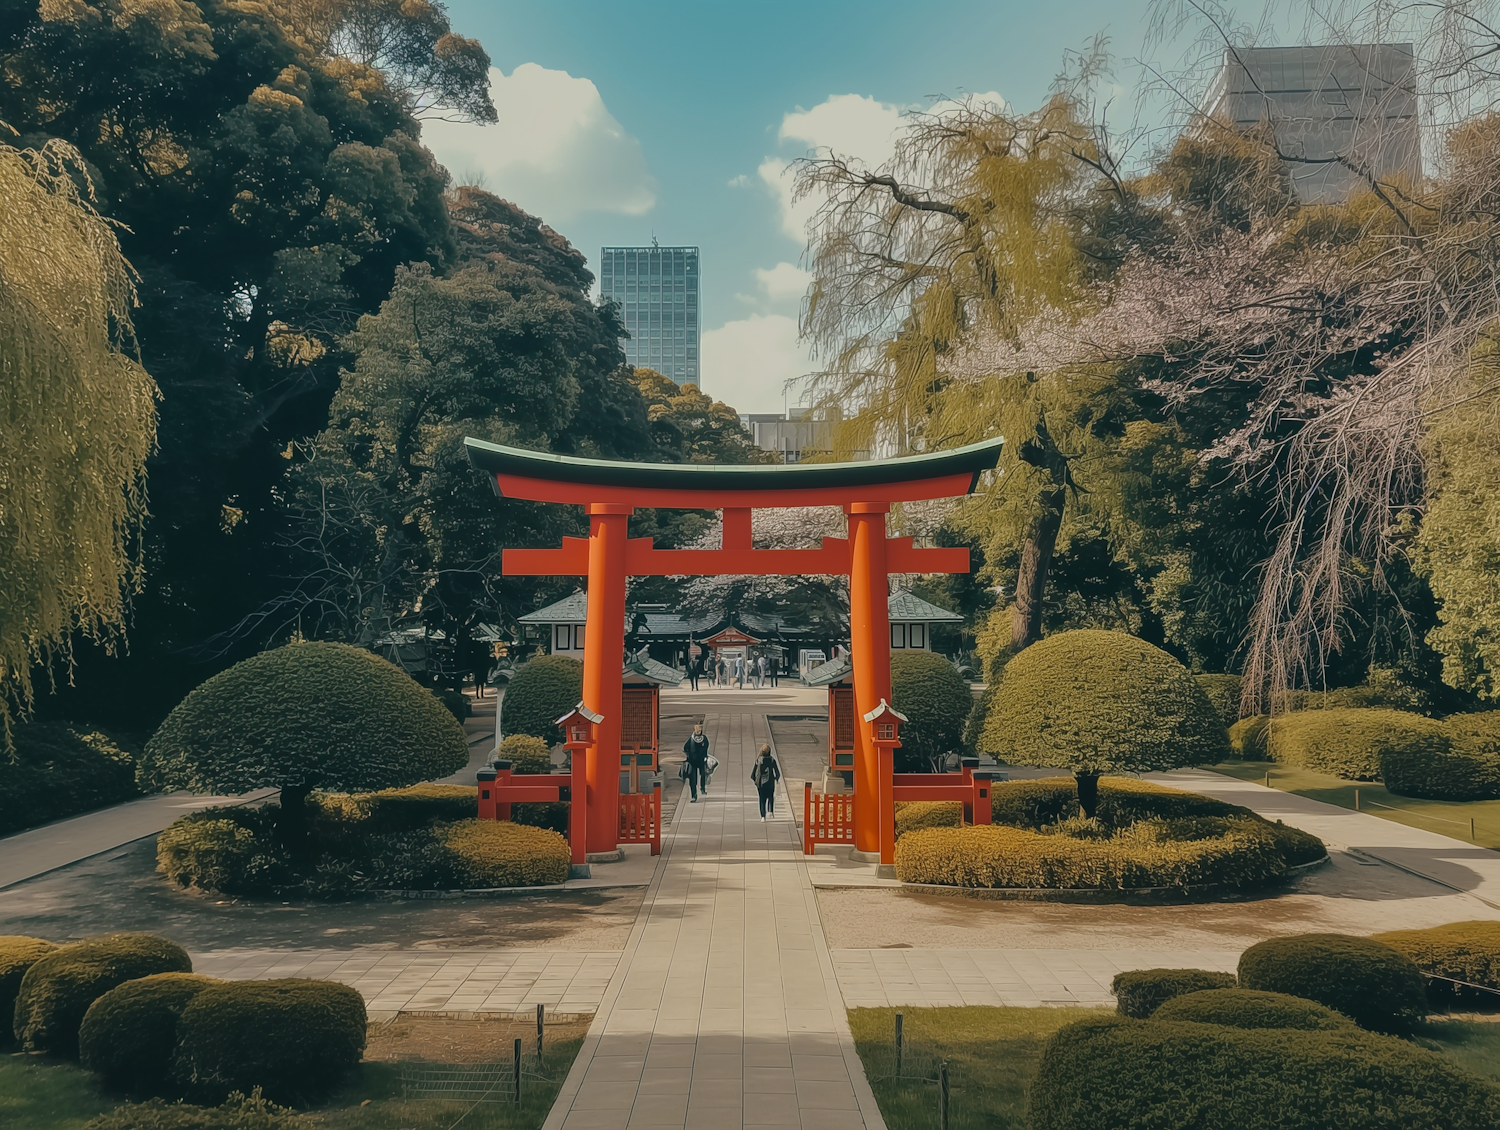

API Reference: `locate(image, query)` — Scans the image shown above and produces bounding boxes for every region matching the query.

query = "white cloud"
[700,314,813,414]
[753,262,812,303]
[422,64,655,221]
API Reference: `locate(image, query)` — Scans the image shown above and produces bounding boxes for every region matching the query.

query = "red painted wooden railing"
[617,783,663,856]
[803,782,856,854]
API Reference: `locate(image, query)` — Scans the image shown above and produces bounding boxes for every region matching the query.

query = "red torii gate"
[465,435,1005,863]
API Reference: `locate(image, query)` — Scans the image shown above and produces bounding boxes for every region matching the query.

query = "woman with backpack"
[750,743,781,820]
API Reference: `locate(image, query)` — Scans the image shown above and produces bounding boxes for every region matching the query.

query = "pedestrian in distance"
[751,743,780,820]
[756,654,767,688]
[687,653,700,691]
[683,722,710,802]
[769,653,779,687]
[715,655,726,687]
[736,655,746,689]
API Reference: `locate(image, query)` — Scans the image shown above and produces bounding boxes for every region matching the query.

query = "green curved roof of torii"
[464,435,1005,492]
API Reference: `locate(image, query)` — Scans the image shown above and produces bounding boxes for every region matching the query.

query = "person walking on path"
[736,655,746,689]
[751,744,781,820]
[756,654,767,688]
[683,723,710,802]
[769,653,779,687]
[715,655,725,687]
[687,652,700,691]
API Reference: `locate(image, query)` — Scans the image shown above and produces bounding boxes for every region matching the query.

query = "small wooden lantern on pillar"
[862,699,908,867]
[555,702,604,870]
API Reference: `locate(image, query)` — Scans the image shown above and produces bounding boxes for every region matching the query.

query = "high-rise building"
[599,243,700,385]
[1204,44,1420,203]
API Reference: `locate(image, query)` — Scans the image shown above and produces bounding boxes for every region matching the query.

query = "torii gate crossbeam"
[466,435,1004,863]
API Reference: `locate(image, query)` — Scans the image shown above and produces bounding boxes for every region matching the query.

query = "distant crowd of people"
[684,650,778,690]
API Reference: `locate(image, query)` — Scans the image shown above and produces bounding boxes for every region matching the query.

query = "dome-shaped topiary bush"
[499,655,583,746]
[1111,968,1237,1019]
[498,733,553,773]
[979,631,1229,816]
[80,972,221,1093]
[1,936,56,1045]
[890,652,973,772]
[172,979,366,1103]
[1374,920,1500,992]
[1266,707,1446,780]
[15,934,193,1057]
[140,642,468,843]
[1152,988,1353,1030]
[1194,674,1243,727]
[1238,933,1428,1034]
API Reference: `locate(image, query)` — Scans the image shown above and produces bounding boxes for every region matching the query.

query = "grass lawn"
[0,1031,584,1130]
[1207,758,1500,848]
[850,1007,1500,1130]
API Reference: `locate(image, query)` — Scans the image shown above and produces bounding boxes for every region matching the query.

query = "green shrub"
[1384,713,1500,800]
[1229,715,1270,758]
[82,1091,306,1130]
[499,655,583,746]
[317,783,478,831]
[988,778,1081,828]
[894,801,963,838]
[1151,988,1353,1030]
[499,733,554,773]
[978,631,1229,815]
[157,810,284,894]
[139,642,468,834]
[1262,821,1330,867]
[990,776,1240,830]
[889,651,972,772]
[1266,707,1446,780]
[1026,1015,1500,1130]
[80,973,221,1093]
[432,688,471,721]
[1194,674,1243,726]
[172,979,366,1103]
[0,722,141,835]
[15,934,193,1057]
[1273,669,1432,715]
[1,936,56,1045]
[1238,933,1428,1034]
[1448,711,1500,757]
[1374,920,1500,990]
[1111,968,1236,1018]
[438,819,570,887]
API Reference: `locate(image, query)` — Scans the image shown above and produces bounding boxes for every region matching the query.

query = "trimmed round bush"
[80,973,221,1092]
[140,642,468,830]
[1238,933,1427,1034]
[1266,707,1446,780]
[1374,920,1500,991]
[894,801,963,838]
[889,651,973,772]
[1229,715,1269,759]
[499,733,553,773]
[979,631,1229,815]
[172,979,366,1103]
[1194,674,1243,726]
[1,936,56,1045]
[1111,968,1235,1018]
[156,812,280,895]
[499,655,583,746]
[1152,988,1353,1030]
[1026,1015,1500,1130]
[438,819,571,888]
[1381,713,1500,800]
[82,1092,305,1130]
[15,934,193,1056]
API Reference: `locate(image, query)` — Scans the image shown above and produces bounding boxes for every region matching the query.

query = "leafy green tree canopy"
[889,651,973,772]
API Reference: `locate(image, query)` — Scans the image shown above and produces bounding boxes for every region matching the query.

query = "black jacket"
[751,756,780,787]
[684,733,710,765]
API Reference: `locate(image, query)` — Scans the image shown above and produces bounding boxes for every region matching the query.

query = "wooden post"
[495,759,514,822]
[939,1060,950,1130]
[583,504,631,854]
[536,1003,545,1068]
[513,1037,522,1103]
[894,1011,904,1077]
[847,502,892,857]
[804,781,814,855]
[477,767,497,821]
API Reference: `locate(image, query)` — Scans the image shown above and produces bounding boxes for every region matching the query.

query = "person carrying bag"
[750,743,781,820]
[683,723,710,802]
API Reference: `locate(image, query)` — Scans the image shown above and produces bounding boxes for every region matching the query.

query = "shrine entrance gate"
[465,436,1005,865]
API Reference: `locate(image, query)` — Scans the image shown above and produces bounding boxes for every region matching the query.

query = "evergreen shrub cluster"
[0,935,57,1044]
[158,784,568,895]
[1110,968,1235,1018]
[1264,707,1445,779]
[1151,988,1353,1031]
[1373,920,1500,992]
[82,1092,306,1130]
[499,733,554,772]
[1193,673,1242,726]
[1238,933,1428,1034]
[0,722,142,835]
[499,655,583,745]
[889,651,973,771]
[893,801,964,838]
[1228,714,1269,758]
[80,973,221,1092]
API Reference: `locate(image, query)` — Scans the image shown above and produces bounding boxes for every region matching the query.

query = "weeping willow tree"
[796,89,1112,651]
[0,135,158,742]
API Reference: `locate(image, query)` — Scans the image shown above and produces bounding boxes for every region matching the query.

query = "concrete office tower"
[1205,44,1420,203]
[599,243,700,385]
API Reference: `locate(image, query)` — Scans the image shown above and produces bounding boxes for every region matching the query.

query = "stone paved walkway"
[544,700,885,1130]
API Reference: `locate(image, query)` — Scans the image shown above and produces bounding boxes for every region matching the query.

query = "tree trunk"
[1075,771,1101,820]
[277,782,313,855]
[1011,484,1066,650]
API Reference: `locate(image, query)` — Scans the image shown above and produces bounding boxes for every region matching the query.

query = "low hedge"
[14,934,193,1057]
[172,979,366,1103]
[989,777,1241,830]
[438,819,570,887]
[1238,933,1427,1034]
[0,722,142,836]
[1152,988,1353,1030]
[499,733,553,773]
[1111,968,1235,1018]
[1194,674,1243,726]
[82,1092,306,1130]
[1027,1015,1500,1130]
[1265,707,1446,779]
[894,801,963,838]
[1,936,56,1044]
[1229,715,1269,759]
[1373,920,1500,991]
[1381,712,1500,800]
[315,783,478,831]
[80,973,221,1092]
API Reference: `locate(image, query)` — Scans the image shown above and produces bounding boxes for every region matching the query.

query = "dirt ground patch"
[365,1013,593,1063]
[818,851,1500,952]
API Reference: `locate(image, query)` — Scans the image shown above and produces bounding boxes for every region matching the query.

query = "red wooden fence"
[617,784,663,855]
[803,782,856,854]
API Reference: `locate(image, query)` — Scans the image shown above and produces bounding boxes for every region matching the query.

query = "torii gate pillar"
[847,503,893,858]
[582,503,631,854]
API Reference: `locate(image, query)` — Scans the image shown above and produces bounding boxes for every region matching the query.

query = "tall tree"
[0,135,157,738]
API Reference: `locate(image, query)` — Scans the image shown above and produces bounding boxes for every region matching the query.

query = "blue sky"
[430,1,1204,413]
